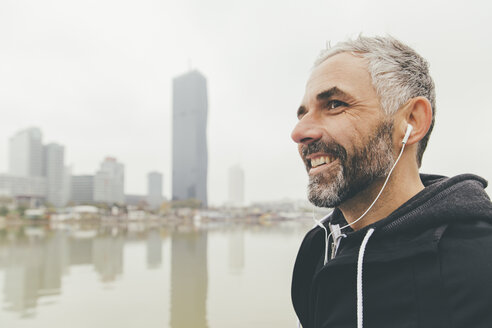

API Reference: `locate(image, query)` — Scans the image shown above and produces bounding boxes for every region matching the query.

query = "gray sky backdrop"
[0,0,491,206]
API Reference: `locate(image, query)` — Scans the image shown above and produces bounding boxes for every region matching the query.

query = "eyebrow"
[297,86,354,118]
[316,86,353,101]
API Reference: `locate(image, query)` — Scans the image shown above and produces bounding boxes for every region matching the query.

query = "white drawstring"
[357,228,375,328]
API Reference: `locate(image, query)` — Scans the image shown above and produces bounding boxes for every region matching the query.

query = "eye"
[326,100,347,110]
[297,107,307,120]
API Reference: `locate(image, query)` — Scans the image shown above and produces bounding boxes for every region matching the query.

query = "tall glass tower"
[172,70,208,207]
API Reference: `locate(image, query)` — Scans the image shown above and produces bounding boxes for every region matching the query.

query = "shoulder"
[438,220,492,327]
[439,219,492,264]
[291,226,324,324]
[292,226,324,283]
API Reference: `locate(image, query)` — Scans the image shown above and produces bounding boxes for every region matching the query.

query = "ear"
[397,97,433,146]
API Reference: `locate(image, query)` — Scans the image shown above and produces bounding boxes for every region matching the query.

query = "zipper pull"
[330,240,337,259]
[329,223,342,259]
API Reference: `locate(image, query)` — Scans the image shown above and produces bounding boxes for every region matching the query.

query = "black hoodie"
[292,174,492,328]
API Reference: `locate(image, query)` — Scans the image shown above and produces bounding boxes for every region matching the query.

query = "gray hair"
[315,35,435,167]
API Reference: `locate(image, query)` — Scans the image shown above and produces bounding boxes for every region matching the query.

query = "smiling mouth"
[308,155,335,171]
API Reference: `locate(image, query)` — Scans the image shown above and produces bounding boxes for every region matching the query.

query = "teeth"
[310,155,332,168]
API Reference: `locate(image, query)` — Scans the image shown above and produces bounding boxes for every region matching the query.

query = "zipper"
[329,223,345,260]
[330,239,337,259]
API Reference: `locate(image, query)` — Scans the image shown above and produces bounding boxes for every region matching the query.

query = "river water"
[0,218,313,328]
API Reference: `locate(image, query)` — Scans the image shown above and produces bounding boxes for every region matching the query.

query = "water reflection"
[2,229,64,317]
[228,230,244,274]
[0,220,312,327]
[92,234,124,282]
[171,229,208,328]
[147,229,162,269]
[0,225,130,317]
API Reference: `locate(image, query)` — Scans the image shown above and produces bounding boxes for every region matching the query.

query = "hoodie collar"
[323,173,491,238]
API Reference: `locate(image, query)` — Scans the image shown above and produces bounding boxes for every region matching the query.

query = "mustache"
[301,140,347,162]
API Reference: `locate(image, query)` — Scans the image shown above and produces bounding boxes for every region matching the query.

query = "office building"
[172,70,208,207]
[93,157,124,204]
[0,174,46,206]
[227,164,245,206]
[44,143,66,207]
[147,171,163,210]
[9,127,44,177]
[71,175,94,204]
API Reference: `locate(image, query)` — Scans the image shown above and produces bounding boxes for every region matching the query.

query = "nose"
[291,117,323,145]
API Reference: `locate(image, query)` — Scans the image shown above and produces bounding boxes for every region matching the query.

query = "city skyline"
[1,0,491,206]
[2,126,167,207]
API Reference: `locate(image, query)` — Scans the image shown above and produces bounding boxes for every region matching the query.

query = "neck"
[338,158,424,231]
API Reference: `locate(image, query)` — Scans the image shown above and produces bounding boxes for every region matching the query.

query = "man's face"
[291,53,396,207]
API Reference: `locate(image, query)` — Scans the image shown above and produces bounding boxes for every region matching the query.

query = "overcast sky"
[0,0,491,206]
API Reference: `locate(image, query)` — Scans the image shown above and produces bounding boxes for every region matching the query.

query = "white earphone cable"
[301,125,412,328]
[312,132,409,265]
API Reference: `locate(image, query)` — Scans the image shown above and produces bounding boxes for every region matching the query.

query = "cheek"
[326,119,359,146]
[338,115,379,147]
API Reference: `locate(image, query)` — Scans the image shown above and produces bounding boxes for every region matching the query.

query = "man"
[291,36,492,328]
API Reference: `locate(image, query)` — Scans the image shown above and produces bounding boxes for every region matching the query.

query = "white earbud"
[402,124,413,144]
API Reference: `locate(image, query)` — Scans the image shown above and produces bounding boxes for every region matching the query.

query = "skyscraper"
[172,70,208,207]
[44,143,66,207]
[93,157,124,204]
[147,171,163,210]
[228,164,245,206]
[71,175,94,204]
[9,127,44,177]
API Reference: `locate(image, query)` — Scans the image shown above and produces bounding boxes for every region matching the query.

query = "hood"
[292,173,492,328]
[324,173,492,239]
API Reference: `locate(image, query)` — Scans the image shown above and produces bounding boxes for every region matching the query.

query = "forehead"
[303,52,376,103]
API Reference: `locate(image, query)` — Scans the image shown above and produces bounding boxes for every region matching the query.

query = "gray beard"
[308,168,345,208]
[307,120,395,208]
